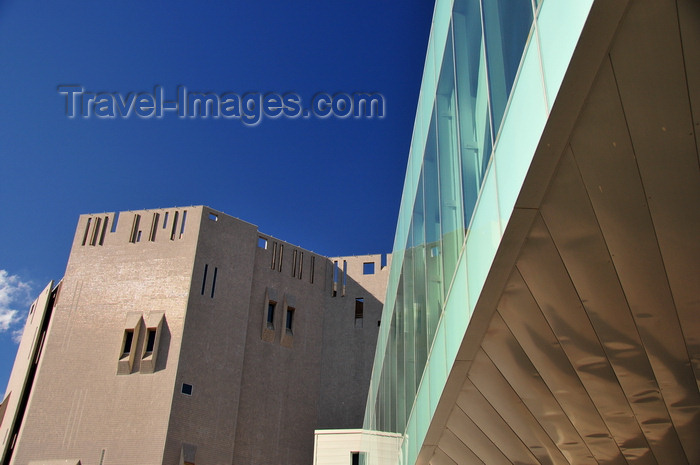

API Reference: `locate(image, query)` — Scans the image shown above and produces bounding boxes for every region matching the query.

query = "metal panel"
[481,312,594,463]
[456,383,539,465]
[497,269,626,464]
[468,349,569,465]
[517,216,656,464]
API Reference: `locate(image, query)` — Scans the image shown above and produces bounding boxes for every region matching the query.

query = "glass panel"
[453,0,493,229]
[422,113,441,369]
[482,0,534,137]
[437,24,465,296]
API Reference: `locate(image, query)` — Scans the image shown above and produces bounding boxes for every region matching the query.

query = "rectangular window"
[363,262,375,274]
[201,264,208,295]
[111,212,119,233]
[332,260,338,296]
[163,211,169,228]
[271,242,277,269]
[122,330,134,357]
[267,301,276,328]
[299,252,304,280]
[258,237,268,249]
[130,214,141,243]
[355,298,364,327]
[181,383,193,396]
[149,213,160,241]
[278,245,284,272]
[82,217,92,246]
[90,217,102,246]
[99,216,108,245]
[180,210,188,238]
[208,212,218,221]
[352,452,360,465]
[286,307,295,332]
[210,267,218,298]
[144,328,157,355]
[292,250,298,277]
[310,256,315,284]
[170,211,179,240]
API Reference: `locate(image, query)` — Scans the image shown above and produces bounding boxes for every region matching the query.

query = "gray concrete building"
[0,206,390,465]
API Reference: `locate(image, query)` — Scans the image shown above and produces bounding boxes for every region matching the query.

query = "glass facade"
[361,0,594,463]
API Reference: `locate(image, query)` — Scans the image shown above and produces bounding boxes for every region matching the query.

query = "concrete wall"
[3,206,390,465]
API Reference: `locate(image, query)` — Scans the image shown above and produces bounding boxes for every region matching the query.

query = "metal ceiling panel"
[481,312,595,463]
[445,401,511,465]
[456,384,539,465]
[436,429,483,464]
[609,4,700,447]
[517,216,656,464]
[497,268,626,464]
[468,349,569,465]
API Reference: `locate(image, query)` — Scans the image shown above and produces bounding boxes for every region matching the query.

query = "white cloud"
[0,270,32,337]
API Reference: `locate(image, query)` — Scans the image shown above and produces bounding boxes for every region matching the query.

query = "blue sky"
[0,2,434,390]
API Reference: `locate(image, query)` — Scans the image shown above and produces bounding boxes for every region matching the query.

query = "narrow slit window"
[90,217,102,246]
[286,306,295,332]
[310,256,315,284]
[278,245,284,272]
[170,211,179,240]
[122,330,134,357]
[201,264,208,295]
[99,216,108,245]
[82,218,92,246]
[180,210,187,238]
[292,250,298,277]
[267,301,276,328]
[299,252,304,280]
[210,267,218,298]
[163,211,169,229]
[271,242,277,269]
[130,215,141,243]
[332,260,338,297]
[149,213,160,241]
[381,253,387,269]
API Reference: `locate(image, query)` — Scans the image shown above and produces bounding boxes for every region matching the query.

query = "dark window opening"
[292,250,298,277]
[271,242,278,269]
[355,298,364,320]
[149,213,160,241]
[122,330,134,357]
[267,301,276,328]
[82,218,92,246]
[278,245,284,272]
[90,217,102,246]
[286,307,295,332]
[299,252,304,279]
[181,383,193,395]
[363,262,375,275]
[352,452,360,465]
[99,216,108,245]
[163,211,169,228]
[130,214,141,243]
[145,328,156,355]
[310,256,315,284]
[210,267,218,298]
[201,264,208,295]
[180,210,187,238]
[170,211,179,240]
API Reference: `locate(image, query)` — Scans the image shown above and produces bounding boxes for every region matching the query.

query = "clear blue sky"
[0,2,434,390]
